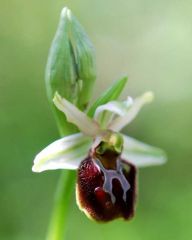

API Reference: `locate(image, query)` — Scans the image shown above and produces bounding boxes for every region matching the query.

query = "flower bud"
[45,7,96,135]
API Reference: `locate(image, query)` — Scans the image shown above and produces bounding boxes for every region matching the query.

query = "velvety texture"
[77,152,137,222]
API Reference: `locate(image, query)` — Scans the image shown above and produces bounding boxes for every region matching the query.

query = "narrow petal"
[32,133,92,172]
[122,135,167,167]
[87,76,128,118]
[94,97,133,128]
[108,92,154,131]
[53,92,101,136]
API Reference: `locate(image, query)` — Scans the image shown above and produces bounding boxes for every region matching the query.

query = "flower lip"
[76,155,137,222]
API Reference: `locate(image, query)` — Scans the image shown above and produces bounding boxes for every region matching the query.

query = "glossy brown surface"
[77,154,137,222]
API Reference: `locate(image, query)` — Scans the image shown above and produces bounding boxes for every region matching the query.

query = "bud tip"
[61,7,71,19]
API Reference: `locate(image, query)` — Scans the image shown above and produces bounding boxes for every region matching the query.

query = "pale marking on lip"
[94,159,130,204]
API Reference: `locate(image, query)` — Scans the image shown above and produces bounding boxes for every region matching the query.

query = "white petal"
[108,92,154,131]
[32,133,92,172]
[94,97,133,128]
[122,134,167,167]
[53,92,101,136]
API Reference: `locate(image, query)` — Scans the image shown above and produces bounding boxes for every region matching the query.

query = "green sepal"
[68,12,96,109]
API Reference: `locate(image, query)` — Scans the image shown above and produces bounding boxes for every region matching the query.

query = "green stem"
[46,171,76,240]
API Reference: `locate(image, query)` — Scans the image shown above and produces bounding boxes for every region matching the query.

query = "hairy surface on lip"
[76,153,137,222]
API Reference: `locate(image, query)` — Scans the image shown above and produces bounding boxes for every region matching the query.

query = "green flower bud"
[45,7,96,135]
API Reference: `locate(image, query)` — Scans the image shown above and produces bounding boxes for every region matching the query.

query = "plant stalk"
[46,170,76,240]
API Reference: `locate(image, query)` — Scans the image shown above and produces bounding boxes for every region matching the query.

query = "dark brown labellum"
[76,151,137,222]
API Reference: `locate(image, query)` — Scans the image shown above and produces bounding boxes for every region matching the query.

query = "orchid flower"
[32,91,166,222]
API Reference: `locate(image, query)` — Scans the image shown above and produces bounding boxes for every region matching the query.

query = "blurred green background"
[0,0,192,239]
